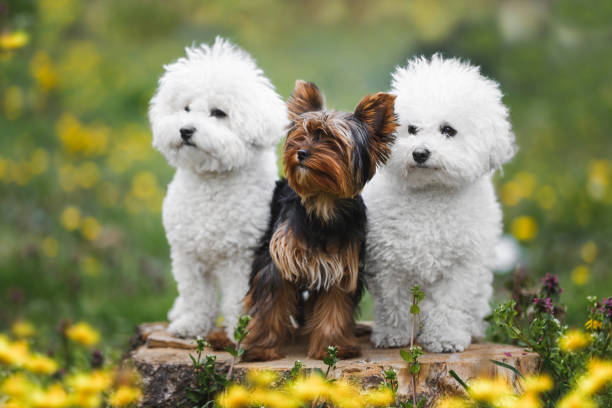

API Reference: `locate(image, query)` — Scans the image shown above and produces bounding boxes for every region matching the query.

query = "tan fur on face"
[269,221,359,292]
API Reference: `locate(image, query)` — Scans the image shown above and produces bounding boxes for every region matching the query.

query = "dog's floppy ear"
[287,80,325,121]
[354,92,398,176]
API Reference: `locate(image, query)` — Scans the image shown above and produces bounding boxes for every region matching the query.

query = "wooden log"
[130,322,540,407]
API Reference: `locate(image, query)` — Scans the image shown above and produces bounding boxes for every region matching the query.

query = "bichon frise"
[364,55,516,352]
[149,37,287,340]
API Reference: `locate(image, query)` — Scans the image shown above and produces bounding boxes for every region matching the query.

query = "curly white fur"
[149,37,288,338]
[363,55,516,352]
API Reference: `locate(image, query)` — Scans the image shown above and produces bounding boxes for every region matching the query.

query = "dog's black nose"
[412,149,430,164]
[297,149,310,161]
[180,127,195,141]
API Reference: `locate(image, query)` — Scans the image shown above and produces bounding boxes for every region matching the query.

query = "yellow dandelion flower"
[69,392,102,408]
[12,320,35,338]
[329,380,362,408]
[60,206,81,231]
[291,375,330,401]
[580,241,597,264]
[97,182,120,207]
[514,172,537,198]
[501,181,523,206]
[435,396,470,408]
[24,353,58,375]
[0,157,6,180]
[0,337,29,366]
[108,385,142,407]
[363,387,394,406]
[559,330,591,352]
[30,50,58,92]
[1,372,35,398]
[247,370,278,387]
[31,383,69,408]
[585,319,602,331]
[511,216,538,242]
[571,265,590,286]
[0,31,29,50]
[80,256,101,277]
[587,159,610,200]
[576,359,612,395]
[217,384,249,408]
[468,377,512,403]
[522,374,553,394]
[65,322,100,347]
[66,370,112,394]
[81,217,101,241]
[3,85,23,120]
[131,171,158,199]
[42,236,60,258]
[558,393,596,408]
[59,164,78,192]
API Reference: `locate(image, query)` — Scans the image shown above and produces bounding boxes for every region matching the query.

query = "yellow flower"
[511,216,538,242]
[522,374,553,394]
[56,113,108,157]
[329,380,362,408]
[0,31,29,50]
[580,241,597,264]
[435,396,470,408]
[559,330,591,352]
[60,206,81,231]
[217,384,250,408]
[108,385,142,407]
[28,148,49,175]
[80,256,101,277]
[65,322,100,347]
[42,236,60,258]
[24,353,59,374]
[0,157,6,180]
[76,161,100,189]
[30,50,58,92]
[576,359,612,395]
[66,370,112,394]
[1,373,35,398]
[0,336,29,366]
[515,392,541,408]
[3,85,23,120]
[81,217,101,241]
[468,377,513,403]
[587,159,610,200]
[558,393,596,408]
[291,375,330,401]
[363,388,394,406]
[131,171,158,199]
[69,392,102,408]
[12,320,35,338]
[501,181,523,206]
[585,319,602,331]
[571,265,590,286]
[247,370,279,387]
[31,383,69,408]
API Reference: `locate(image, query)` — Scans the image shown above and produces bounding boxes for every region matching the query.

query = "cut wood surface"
[130,322,540,408]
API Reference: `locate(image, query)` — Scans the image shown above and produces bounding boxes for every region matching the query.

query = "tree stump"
[130,323,540,407]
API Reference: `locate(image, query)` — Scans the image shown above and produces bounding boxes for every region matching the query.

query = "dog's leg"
[210,257,250,350]
[369,273,414,348]
[167,250,217,338]
[417,269,475,353]
[241,272,298,361]
[307,287,361,360]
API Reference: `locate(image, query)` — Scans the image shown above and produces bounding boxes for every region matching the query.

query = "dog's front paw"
[206,329,235,351]
[167,315,213,339]
[417,329,471,353]
[371,327,411,348]
[241,346,283,362]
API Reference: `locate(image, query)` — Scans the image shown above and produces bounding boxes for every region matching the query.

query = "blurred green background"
[1,0,611,350]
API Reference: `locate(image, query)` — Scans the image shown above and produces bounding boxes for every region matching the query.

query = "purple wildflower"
[601,297,612,319]
[534,297,554,314]
[541,273,563,296]
[504,352,512,357]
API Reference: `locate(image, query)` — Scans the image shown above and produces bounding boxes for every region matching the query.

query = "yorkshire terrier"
[242,80,397,361]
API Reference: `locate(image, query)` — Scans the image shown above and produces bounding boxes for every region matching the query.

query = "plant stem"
[226,339,242,381]
[410,294,418,408]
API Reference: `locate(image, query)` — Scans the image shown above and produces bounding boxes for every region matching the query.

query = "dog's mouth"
[408,164,440,170]
[181,140,197,148]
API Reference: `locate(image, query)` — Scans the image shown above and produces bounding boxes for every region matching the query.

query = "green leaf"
[489,359,525,379]
[410,305,420,314]
[400,349,412,362]
[449,369,469,391]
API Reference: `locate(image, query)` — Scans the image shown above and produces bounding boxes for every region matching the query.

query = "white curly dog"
[149,37,287,339]
[364,55,516,352]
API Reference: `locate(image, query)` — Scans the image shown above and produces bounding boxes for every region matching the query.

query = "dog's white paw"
[417,329,471,353]
[167,315,213,339]
[371,327,412,348]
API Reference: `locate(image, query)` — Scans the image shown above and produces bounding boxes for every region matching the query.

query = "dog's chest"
[163,171,272,257]
[269,221,359,292]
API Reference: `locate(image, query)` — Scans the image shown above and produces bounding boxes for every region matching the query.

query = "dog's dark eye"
[440,125,457,137]
[184,105,190,112]
[210,108,227,118]
[407,125,418,135]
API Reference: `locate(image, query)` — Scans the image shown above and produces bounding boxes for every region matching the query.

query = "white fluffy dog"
[149,37,287,339]
[363,55,516,352]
